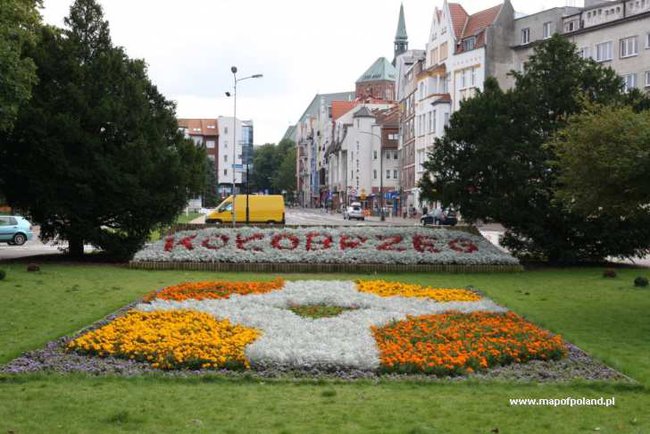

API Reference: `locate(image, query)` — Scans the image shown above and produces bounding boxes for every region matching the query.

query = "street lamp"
[359,129,386,221]
[227,66,262,227]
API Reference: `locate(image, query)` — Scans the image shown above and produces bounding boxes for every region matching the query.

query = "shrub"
[0,269,5,280]
[634,276,649,288]
[602,268,617,278]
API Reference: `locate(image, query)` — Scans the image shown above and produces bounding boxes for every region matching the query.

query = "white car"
[344,203,365,221]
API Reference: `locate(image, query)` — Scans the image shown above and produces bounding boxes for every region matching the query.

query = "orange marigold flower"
[67,310,260,370]
[143,277,284,302]
[372,311,566,376]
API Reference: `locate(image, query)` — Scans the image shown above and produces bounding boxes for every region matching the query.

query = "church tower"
[393,3,408,66]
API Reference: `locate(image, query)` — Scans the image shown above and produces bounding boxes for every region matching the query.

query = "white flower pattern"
[138,280,507,371]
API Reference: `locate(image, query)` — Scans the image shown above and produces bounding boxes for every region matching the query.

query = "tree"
[0,0,205,259]
[552,105,650,216]
[202,157,220,207]
[419,35,649,262]
[0,0,41,133]
[271,139,296,196]
[251,144,280,193]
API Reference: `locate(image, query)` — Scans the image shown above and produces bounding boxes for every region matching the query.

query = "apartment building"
[216,116,254,197]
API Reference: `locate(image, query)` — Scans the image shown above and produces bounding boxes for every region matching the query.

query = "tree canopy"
[552,105,650,216]
[250,138,296,198]
[419,34,650,262]
[0,0,205,259]
[0,0,41,132]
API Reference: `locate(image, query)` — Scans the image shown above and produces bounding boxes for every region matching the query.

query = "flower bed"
[62,279,567,376]
[142,278,284,302]
[356,280,481,302]
[67,310,260,370]
[372,311,566,376]
[132,227,518,266]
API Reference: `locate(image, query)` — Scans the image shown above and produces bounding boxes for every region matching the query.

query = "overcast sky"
[41,0,580,145]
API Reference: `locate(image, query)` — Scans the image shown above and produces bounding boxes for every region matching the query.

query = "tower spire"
[393,3,408,65]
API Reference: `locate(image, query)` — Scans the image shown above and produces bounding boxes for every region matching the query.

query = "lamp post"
[227,66,262,227]
[360,129,386,221]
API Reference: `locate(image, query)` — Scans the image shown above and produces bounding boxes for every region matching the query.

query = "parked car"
[421,209,458,226]
[343,202,365,221]
[0,215,34,245]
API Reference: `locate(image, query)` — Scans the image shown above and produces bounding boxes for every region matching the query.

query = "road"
[1,210,648,267]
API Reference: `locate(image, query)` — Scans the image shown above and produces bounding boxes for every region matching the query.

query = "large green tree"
[552,105,650,216]
[0,0,41,133]
[251,143,280,193]
[0,0,204,259]
[419,35,650,262]
[271,139,296,196]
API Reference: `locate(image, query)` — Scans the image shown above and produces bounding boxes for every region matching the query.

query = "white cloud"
[41,0,578,144]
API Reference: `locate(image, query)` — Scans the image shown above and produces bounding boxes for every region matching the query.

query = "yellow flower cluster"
[356,280,481,302]
[67,310,260,370]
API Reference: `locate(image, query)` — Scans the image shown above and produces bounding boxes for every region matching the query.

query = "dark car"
[421,209,458,226]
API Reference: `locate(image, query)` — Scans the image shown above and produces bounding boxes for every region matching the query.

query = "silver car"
[344,203,365,221]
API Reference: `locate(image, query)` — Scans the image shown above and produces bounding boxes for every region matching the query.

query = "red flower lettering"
[236,233,265,251]
[271,233,300,250]
[413,234,441,253]
[306,232,333,251]
[340,234,367,250]
[377,235,407,252]
[201,234,230,250]
[448,238,479,253]
[164,234,197,252]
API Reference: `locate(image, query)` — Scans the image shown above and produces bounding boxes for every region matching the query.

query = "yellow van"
[206,195,285,224]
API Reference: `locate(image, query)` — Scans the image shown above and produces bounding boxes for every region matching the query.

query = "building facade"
[217,116,253,197]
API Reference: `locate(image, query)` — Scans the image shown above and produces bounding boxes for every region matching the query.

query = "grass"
[0,264,649,433]
[288,304,358,319]
[149,212,202,241]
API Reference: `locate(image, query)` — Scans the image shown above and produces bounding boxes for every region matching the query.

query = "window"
[206,140,215,149]
[565,21,575,32]
[460,70,467,88]
[224,155,228,162]
[596,41,613,61]
[462,37,476,51]
[579,47,590,59]
[393,151,398,159]
[645,71,650,87]
[373,170,377,180]
[471,67,476,87]
[646,33,650,48]
[620,36,639,58]
[393,169,398,179]
[386,152,390,160]
[443,113,450,127]
[386,170,391,179]
[521,28,530,44]
[622,73,637,92]
[432,110,437,134]
[224,169,228,176]
[224,127,228,134]
[373,150,377,160]
[543,22,553,39]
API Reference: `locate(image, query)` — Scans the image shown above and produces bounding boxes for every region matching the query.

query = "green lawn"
[0,264,649,433]
[149,212,202,241]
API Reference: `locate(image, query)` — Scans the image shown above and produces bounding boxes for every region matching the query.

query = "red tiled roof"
[464,4,502,37]
[177,119,219,137]
[331,101,358,121]
[448,3,469,39]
